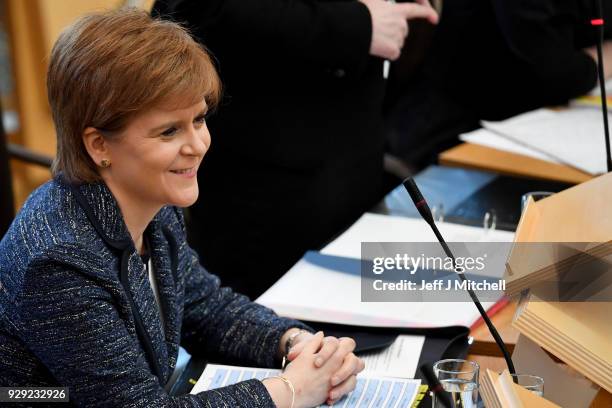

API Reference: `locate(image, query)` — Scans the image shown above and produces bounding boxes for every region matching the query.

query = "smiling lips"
[170,167,197,178]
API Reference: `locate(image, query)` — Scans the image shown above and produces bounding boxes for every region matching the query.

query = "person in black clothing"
[386,0,612,168]
[152,0,438,298]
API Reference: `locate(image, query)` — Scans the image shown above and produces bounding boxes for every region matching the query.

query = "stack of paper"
[459,124,561,164]
[191,364,422,408]
[481,108,609,175]
[460,78,612,175]
[322,212,514,259]
[257,214,513,328]
[513,294,612,393]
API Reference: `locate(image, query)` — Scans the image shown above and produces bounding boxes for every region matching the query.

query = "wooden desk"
[439,143,592,184]
[467,354,612,407]
[470,300,520,357]
[467,301,611,407]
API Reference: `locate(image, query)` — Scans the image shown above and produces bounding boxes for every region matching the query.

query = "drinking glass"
[432,359,479,408]
[509,374,544,397]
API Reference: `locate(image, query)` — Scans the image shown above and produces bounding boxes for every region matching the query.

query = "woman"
[0,9,363,407]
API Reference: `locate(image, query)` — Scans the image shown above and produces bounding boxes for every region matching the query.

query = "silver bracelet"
[267,375,295,408]
[282,329,308,370]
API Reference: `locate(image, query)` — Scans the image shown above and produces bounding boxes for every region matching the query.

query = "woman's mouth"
[170,167,197,178]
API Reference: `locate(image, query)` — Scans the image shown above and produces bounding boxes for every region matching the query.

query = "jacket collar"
[63,176,134,251]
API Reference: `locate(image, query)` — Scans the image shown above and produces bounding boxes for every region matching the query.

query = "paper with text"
[191,364,421,408]
[359,335,425,379]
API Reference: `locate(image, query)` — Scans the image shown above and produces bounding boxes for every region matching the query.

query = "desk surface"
[470,300,519,356]
[439,143,592,184]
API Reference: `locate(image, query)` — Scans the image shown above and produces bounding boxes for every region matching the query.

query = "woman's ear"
[82,127,109,168]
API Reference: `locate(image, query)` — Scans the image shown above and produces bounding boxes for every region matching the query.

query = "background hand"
[359,0,438,61]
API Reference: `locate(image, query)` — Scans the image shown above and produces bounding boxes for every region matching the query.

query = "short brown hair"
[47,8,221,183]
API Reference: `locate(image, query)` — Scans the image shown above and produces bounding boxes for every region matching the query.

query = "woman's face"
[103,100,210,210]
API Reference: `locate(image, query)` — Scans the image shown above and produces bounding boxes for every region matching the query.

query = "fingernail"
[331,376,340,386]
[315,357,323,366]
[329,392,336,400]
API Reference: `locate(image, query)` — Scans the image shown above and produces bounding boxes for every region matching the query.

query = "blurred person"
[386,0,612,168]
[0,9,365,407]
[152,0,439,298]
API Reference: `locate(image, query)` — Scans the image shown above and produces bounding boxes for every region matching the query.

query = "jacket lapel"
[66,178,173,384]
[147,220,181,374]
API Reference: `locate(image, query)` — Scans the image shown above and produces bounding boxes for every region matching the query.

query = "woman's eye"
[161,127,178,137]
[194,114,207,125]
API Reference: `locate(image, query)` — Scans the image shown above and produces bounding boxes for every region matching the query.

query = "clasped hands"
[264,331,365,408]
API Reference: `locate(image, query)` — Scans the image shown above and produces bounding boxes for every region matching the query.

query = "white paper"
[191,364,421,408]
[359,335,425,379]
[256,253,499,328]
[459,128,562,163]
[482,108,609,175]
[321,213,514,260]
[257,213,511,328]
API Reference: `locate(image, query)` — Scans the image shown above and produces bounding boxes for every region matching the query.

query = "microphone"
[592,0,612,172]
[420,362,452,408]
[403,177,517,376]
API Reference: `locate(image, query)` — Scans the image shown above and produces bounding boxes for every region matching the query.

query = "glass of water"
[509,374,544,396]
[432,359,479,408]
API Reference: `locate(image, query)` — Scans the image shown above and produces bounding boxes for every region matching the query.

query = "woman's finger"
[287,340,306,361]
[327,375,358,403]
[314,336,340,367]
[338,337,356,353]
[302,331,324,354]
[330,353,363,386]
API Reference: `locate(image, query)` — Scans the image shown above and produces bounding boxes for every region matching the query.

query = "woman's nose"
[183,126,210,156]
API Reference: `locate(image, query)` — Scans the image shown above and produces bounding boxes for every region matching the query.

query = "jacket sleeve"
[491,0,597,101]
[180,246,313,367]
[152,0,373,77]
[14,259,276,408]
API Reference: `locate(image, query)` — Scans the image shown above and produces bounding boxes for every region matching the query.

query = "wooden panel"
[467,355,612,407]
[5,0,54,207]
[469,301,520,357]
[439,143,592,184]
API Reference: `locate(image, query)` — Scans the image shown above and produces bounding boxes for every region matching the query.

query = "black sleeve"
[491,0,598,100]
[152,0,373,77]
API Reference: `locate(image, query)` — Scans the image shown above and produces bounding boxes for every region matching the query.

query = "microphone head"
[402,177,434,225]
[402,177,425,207]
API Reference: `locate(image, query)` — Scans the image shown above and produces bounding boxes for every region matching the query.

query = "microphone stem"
[430,221,517,376]
[594,0,612,172]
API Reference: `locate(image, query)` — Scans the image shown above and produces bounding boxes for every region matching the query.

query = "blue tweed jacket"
[0,176,309,407]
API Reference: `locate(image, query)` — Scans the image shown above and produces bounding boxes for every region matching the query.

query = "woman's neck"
[104,179,160,255]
